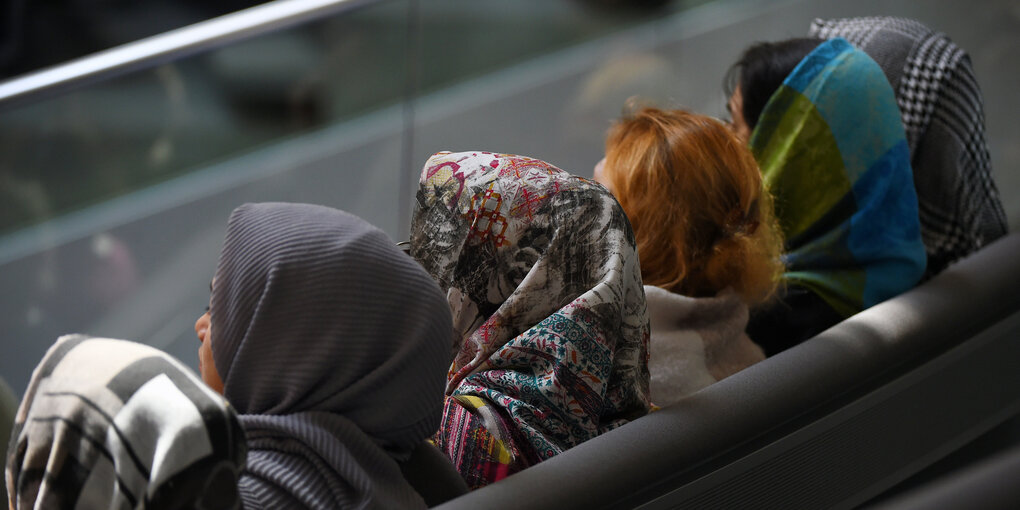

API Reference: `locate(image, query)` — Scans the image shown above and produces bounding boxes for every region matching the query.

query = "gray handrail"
[0,0,376,110]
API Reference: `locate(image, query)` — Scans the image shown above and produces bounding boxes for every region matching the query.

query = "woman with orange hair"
[594,107,783,406]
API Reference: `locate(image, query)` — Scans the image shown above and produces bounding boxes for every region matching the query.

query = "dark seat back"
[869,443,1020,510]
[401,440,469,507]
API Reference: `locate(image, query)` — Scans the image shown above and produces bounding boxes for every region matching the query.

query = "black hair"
[724,38,824,130]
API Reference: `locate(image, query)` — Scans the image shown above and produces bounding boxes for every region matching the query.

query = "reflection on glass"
[0,0,725,395]
[0,0,690,236]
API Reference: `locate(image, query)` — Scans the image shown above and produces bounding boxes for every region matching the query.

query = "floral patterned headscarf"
[411,151,650,476]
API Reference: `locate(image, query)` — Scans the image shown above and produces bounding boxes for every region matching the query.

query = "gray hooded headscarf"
[209,203,453,510]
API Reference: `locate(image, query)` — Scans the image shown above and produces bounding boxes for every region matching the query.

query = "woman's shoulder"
[643,285,748,332]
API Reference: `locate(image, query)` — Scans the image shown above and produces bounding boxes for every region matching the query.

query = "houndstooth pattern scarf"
[810,17,1008,276]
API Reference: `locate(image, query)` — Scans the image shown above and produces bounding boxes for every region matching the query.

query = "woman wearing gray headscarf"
[6,334,247,510]
[194,203,454,510]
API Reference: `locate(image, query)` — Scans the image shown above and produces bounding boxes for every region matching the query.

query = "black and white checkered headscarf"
[6,335,247,510]
[810,16,1008,276]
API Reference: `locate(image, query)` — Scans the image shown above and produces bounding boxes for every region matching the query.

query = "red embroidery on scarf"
[465,186,509,247]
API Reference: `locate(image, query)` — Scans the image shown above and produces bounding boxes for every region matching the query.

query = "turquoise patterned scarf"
[750,38,927,317]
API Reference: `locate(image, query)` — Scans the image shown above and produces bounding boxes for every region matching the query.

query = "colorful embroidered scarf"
[750,38,927,317]
[809,17,1008,276]
[6,334,246,510]
[210,203,453,509]
[411,151,650,487]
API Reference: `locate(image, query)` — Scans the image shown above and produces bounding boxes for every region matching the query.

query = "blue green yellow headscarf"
[750,38,926,317]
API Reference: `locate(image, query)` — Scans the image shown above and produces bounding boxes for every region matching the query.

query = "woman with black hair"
[724,38,926,355]
[724,38,822,143]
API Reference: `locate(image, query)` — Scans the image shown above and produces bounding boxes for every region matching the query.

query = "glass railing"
[0,0,698,236]
[0,0,699,394]
[1,0,1016,396]
[0,0,392,236]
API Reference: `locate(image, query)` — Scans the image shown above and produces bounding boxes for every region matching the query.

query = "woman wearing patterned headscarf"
[727,38,928,354]
[6,334,247,510]
[194,202,453,509]
[411,151,650,488]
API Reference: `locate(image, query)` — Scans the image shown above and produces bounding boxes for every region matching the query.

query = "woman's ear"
[593,157,610,190]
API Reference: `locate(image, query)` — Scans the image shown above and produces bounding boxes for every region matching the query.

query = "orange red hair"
[600,107,783,304]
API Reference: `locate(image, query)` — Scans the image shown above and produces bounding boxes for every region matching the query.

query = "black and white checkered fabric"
[6,335,246,510]
[810,17,1008,277]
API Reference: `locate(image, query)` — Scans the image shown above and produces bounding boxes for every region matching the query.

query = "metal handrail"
[0,0,376,110]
